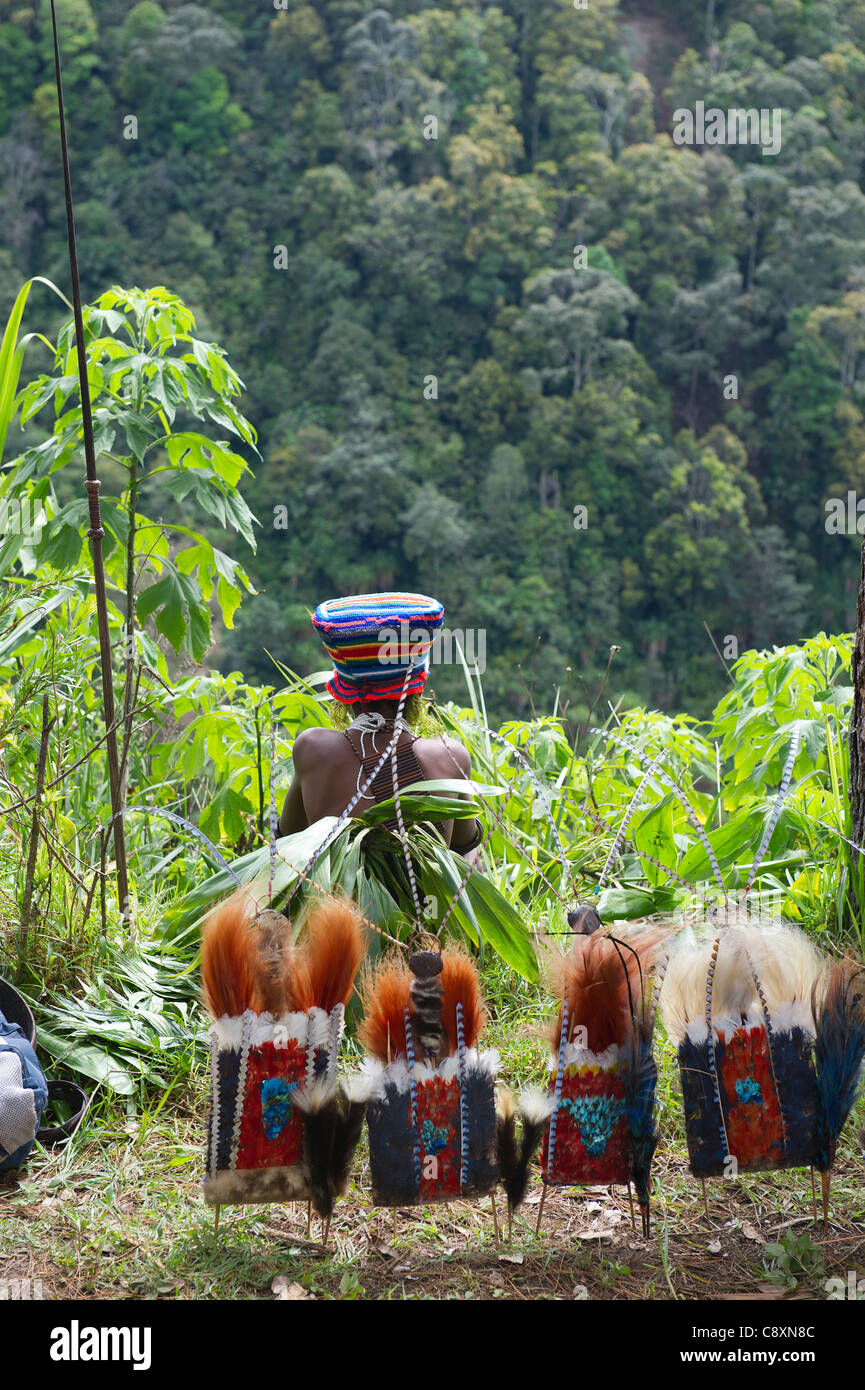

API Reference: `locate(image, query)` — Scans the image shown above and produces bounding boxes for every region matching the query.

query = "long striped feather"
[590,729,726,897]
[745,723,800,892]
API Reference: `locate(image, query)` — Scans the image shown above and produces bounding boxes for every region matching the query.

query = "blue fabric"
[0,1009,48,1171]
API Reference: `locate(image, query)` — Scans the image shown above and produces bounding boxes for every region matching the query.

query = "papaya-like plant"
[3,284,258,666]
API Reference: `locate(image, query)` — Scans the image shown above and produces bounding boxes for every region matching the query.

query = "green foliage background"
[4,0,865,717]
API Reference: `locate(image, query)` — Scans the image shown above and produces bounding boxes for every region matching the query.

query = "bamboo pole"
[18,693,56,968]
[49,0,130,931]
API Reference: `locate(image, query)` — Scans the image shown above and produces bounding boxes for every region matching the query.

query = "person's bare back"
[278,720,479,851]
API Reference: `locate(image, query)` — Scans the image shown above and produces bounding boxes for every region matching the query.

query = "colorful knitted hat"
[311,592,445,704]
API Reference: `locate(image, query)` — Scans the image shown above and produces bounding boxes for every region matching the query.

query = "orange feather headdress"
[548,925,670,1054]
[201,890,366,1019]
[359,947,486,1063]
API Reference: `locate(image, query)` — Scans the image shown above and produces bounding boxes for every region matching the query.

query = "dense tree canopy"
[4,0,865,717]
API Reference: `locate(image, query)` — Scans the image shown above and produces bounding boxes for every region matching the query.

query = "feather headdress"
[359,947,486,1063]
[548,924,669,1055]
[360,947,500,1206]
[201,891,366,1021]
[540,922,671,1234]
[201,891,369,1215]
[660,917,822,1047]
[660,914,865,1196]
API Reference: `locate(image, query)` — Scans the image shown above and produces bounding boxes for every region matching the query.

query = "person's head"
[312,592,444,710]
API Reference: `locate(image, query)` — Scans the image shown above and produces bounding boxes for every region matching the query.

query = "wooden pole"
[626,1183,636,1232]
[49,0,130,931]
[535,1182,548,1236]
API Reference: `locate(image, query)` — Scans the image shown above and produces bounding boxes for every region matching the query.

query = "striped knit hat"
[311,592,445,704]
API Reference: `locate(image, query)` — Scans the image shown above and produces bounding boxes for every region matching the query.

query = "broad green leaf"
[596,885,678,919]
[36,1026,137,1095]
[461,868,538,982]
[359,793,482,826]
[632,793,677,886]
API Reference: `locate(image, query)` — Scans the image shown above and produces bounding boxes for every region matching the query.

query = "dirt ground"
[3,1142,863,1301]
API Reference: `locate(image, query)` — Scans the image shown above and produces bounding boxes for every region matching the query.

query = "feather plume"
[292,897,366,1014]
[330,1088,370,1200]
[813,958,865,1171]
[660,917,824,1043]
[202,890,366,1023]
[440,950,487,1053]
[357,961,413,1061]
[550,927,668,1054]
[359,950,487,1060]
[495,1087,518,1192]
[200,892,265,1017]
[501,1087,555,1213]
[661,928,745,1042]
[623,1011,659,1229]
[294,1078,341,1217]
[746,920,822,1013]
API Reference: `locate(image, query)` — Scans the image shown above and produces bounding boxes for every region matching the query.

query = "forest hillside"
[4,0,865,717]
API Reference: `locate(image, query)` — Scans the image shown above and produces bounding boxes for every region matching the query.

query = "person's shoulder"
[416,733,471,775]
[291,725,345,766]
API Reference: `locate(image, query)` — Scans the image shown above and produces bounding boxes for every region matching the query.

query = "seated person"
[278,592,482,856]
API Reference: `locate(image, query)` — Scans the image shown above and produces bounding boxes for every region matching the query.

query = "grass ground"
[3,1009,864,1302]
